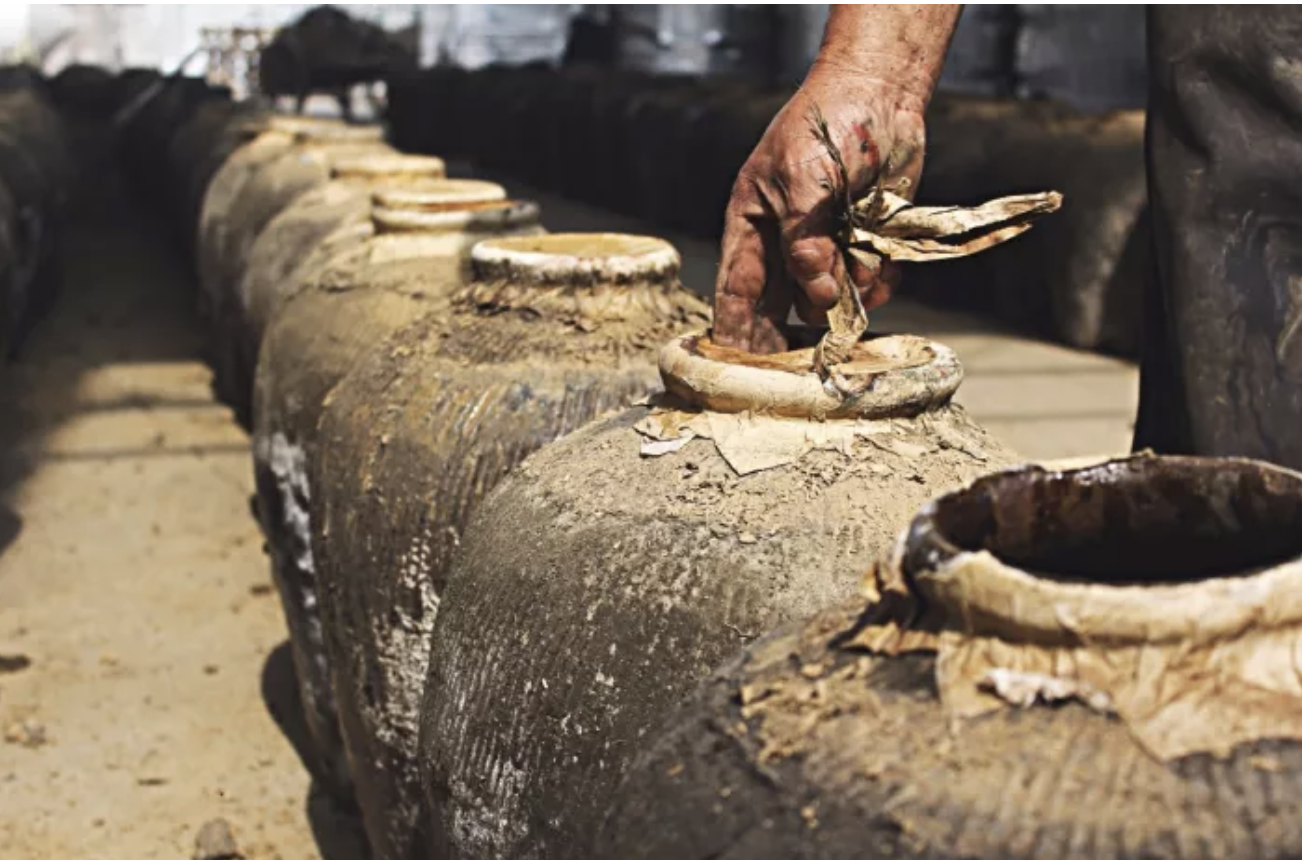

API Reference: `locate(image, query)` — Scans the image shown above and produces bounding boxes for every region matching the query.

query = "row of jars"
[90,69,1302,860]
[0,67,77,363]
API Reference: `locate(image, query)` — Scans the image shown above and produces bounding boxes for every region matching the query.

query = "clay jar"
[198,116,367,309]
[197,118,388,378]
[311,233,709,860]
[597,454,1302,860]
[168,99,265,252]
[250,181,539,804]
[0,88,73,340]
[418,329,1020,859]
[233,152,448,413]
[0,178,19,358]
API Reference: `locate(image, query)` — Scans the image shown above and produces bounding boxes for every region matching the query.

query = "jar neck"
[457,233,703,327]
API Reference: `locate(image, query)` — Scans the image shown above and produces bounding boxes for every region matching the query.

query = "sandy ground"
[0,178,365,860]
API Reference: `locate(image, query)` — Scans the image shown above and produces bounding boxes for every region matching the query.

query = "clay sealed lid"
[659,330,962,420]
[330,153,446,181]
[471,233,681,285]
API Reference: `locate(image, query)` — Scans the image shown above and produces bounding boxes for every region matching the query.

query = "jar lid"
[331,153,446,180]
[470,233,680,285]
[658,331,962,420]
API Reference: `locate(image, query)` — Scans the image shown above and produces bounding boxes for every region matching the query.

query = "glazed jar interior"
[922,457,1302,584]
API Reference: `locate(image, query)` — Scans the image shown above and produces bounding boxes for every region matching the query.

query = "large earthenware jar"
[312,233,709,860]
[419,328,1020,859]
[597,453,1302,860]
[250,182,539,803]
[231,152,448,412]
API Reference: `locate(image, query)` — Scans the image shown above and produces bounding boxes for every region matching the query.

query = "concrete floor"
[0,174,1136,859]
[0,183,367,860]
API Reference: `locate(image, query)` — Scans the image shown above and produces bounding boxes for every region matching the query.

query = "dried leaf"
[850,192,1062,262]
[856,191,1063,240]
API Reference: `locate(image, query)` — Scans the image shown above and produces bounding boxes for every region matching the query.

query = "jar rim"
[331,153,446,180]
[470,233,681,285]
[897,453,1302,647]
[659,330,963,420]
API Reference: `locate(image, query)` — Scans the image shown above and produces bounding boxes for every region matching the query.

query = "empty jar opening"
[470,233,681,286]
[916,456,1302,585]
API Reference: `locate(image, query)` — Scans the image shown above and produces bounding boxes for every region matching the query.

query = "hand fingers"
[847,250,899,312]
[714,206,791,354]
[783,231,843,311]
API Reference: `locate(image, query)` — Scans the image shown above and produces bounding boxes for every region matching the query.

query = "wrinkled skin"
[713,5,961,354]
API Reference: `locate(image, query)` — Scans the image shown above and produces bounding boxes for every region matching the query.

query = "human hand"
[712,70,928,354]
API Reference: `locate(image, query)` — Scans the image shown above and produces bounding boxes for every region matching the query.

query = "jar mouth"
[909,454,1302,585]
[659,331,962,420]
[370,200,540,235]
[331,153,446,180]
[898,453,1302,647]
[373,179,507,211]
[265,115,342,135]
[292,122,385,144]
[470,233,681,285]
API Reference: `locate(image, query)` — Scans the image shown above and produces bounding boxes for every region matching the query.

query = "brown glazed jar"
[311,234,709,860]
[231,152,448,412]
[418,329,1020,859]
[250,182,539,804]
[597,453,1302,860]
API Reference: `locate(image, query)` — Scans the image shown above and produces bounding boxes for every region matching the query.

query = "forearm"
[810,5,962,109]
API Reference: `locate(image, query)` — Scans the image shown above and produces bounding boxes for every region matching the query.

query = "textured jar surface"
[250,211,540,808]
[196,129,295,319]
[420,393,1018,860]
[211,137,394,411]
[314,255,708,860]
[597,455,1302,860]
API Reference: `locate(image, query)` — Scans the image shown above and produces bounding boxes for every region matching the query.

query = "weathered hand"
[713,71,928,354]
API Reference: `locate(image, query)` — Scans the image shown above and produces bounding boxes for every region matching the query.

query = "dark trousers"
[1136,7,1302,467]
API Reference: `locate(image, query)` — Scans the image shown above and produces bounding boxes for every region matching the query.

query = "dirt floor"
[0,177,366,860]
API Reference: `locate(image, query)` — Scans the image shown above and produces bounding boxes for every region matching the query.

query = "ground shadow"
[0,504,20,560]
[0,167,223,508]
[262,641,371,860]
